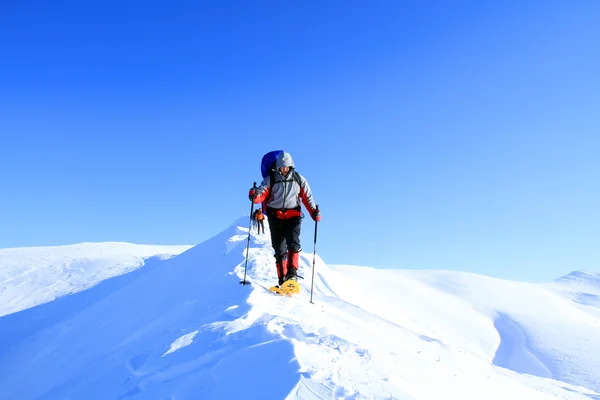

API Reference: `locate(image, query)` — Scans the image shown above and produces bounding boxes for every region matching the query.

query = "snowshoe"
[281,278,300,295]
[269,285,285,295]
[268,279,300,296]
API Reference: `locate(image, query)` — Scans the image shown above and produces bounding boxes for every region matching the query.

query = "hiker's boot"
[275,254,288,286]
[284,250,300,282]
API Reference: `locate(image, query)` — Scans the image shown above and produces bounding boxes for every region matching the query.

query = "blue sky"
[1,0,599,282]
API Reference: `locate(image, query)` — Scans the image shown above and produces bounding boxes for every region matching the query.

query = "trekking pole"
[240,182,257,286]
[309,205,319,304]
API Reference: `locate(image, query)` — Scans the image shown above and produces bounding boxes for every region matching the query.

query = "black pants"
[268,216,301,259]
[257,219,264,234]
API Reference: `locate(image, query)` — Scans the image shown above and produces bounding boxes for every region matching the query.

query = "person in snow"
[248,151,321,286]
[255,208,266,234]
[251,209,259,230]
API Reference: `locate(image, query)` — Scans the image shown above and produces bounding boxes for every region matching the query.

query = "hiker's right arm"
[250,176,271,204]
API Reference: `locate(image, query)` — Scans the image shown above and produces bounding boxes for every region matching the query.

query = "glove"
[248,189,256,201]
[311,208,321,222]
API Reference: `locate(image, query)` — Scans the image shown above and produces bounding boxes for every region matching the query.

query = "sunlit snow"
[0,217,598,400]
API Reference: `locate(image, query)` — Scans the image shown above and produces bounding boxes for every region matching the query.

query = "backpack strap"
[265,169,302,208]
[292,170,301,188]
[269,170,301,191]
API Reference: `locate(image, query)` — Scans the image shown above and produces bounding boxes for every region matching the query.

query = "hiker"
[251,209,259,231]
[249,151,321,287]
[255,208,265,234]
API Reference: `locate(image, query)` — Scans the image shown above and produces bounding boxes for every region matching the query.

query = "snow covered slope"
[0,242,193,317]
[0,218,598,400]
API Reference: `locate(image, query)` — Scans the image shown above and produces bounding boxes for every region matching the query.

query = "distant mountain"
[554,270,600,289]
[550,269,600,311]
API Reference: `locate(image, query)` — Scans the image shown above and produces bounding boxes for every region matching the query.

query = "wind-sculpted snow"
[492,314,553,378]
[408,270,600,393]
[0,217,599,399]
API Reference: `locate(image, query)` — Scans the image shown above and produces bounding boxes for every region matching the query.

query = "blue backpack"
[260,150,284,179]
[260,150,302,212]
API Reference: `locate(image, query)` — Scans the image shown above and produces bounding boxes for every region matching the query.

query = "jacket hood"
[276,151,295,169]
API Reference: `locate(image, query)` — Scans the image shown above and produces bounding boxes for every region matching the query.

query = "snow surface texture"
[0,218,599,400]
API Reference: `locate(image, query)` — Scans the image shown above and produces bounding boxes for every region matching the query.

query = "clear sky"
[1,0,599,282]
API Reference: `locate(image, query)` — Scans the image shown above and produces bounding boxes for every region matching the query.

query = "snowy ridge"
[0,218,599,399]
